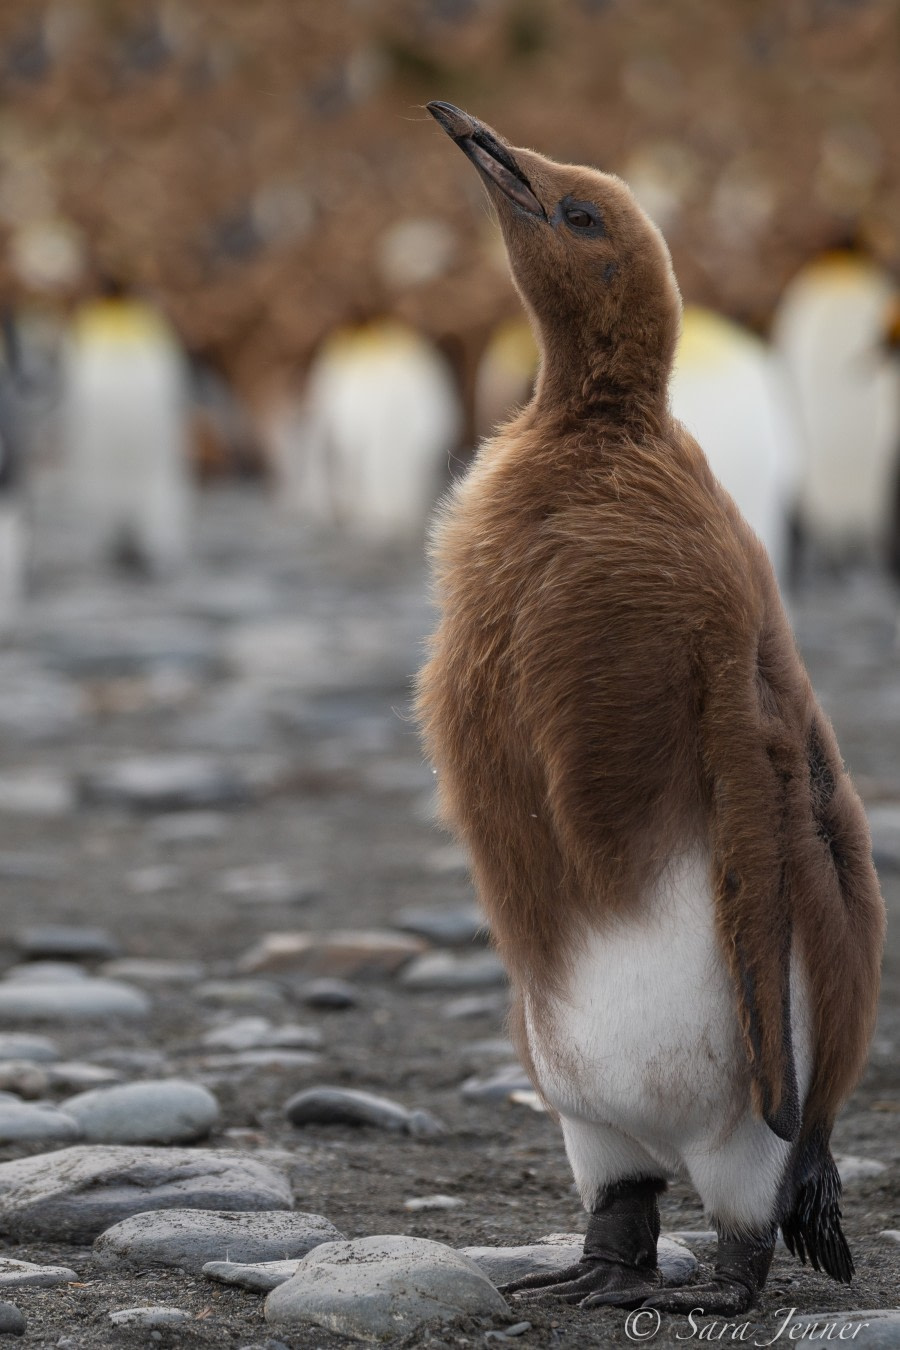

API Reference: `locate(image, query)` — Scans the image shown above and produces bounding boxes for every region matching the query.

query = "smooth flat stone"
[0,1145,292,1242]
[836,1155,887,1183]
[203,1258,301,1292]
[217,865,321,906]
[0,1258,77,1289]
[0,979,150,1022]
[0,853,62,881]
[285,1087,445,1138]
[96,1209,343,1273]
[462,1234,696,1287]
[442,993,508,1020]
[404,1195,463,1212]
[200,1050,320,1073]
[240,930,426,979]
[100,958,205,984]
[62,1081,220,1144]
[125,866,184,895]
[0,1034,58,1063]
[14,925,119,961]
[461,1065,532,1101]
[783,1311,900,1349]
[108,1306,190,1327]
[392,904,486,947]
[45,1062,123,1091]
[295,979,359,1009]
[201,1018,321,1052]
[2,962,89,984]
[264,1236,509,1340]
[0,1103,82,1143]
[82,756,248,811]
[401,951,506,991]
[0,770,74,817]
[197,979,286,1008]
[881,1229,900,1243]
[146,812,228,845]
[0,1062,49,1098]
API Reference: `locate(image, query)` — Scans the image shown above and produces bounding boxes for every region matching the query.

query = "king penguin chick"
[416,104,885,1316]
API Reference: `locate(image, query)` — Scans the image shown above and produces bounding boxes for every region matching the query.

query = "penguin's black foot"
[501,1259,662,1307]
[639,1276,757,1316]
[638,1231,774,1316]
[501,1176,665,1308]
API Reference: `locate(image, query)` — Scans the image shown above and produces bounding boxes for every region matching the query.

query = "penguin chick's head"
[427,101,682,412]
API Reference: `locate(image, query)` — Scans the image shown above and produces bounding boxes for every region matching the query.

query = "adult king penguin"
[416,104,885,1316]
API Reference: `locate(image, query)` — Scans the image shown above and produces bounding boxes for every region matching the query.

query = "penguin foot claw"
[640,1278,757,1316]
[501,1260,661,1306]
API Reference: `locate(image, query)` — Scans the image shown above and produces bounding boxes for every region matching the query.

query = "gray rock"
[0,1034,58,1063]
[0,1258,77,1289]
[0,1103,81,1144]
[836,1155,887,1183]
[442,993,508,1021]
[203,1258,302,1292]
[460,1065,532,1101]
[100,959,204,984]
[201,1018,321,1052]
[62,1081,220,1144]
[147,811,228,845]
[240,930,425,979]
[217,865,322,906]
[462,1234,696,1287]
[0,1302,23,1335]
[295,979,359,1009]
[2,963,88,984]
[881,1229,900,1243]
[0,852,62,881]
[264,1236,509,1341]
[45,1062,123,1091]
[0,1145,292,1242]
[197,979,287,1009]
[108,1306,191,1327]
[285,1088,445,1138]
[0,770,74,818]
[0,979,150,1023]
[404,1195,464,1212]
[392,904,487,947]
[401,951,506,991]
[96,1209,343,1273]
[782,1311,900,1349]
[14,925,119,961]
[81,756,249,811]
[124,866,184,895]
[0,1062,49,1098]
[200,1050,321,1074]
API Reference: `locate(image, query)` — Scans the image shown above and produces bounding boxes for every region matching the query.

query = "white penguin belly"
[525,848,800,1171]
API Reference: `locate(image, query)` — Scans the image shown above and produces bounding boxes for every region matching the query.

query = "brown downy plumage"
[416,103,885,1309]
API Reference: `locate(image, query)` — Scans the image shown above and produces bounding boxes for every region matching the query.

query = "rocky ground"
[0,488,894,1349]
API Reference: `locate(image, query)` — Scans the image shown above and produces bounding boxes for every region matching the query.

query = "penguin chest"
[525,849,748,1152]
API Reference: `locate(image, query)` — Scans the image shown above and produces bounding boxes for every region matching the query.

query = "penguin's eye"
[556,198,605,236]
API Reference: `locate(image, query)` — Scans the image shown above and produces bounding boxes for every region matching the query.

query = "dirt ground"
[0,488,896,1349]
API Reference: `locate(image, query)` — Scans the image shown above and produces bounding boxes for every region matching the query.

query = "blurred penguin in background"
[278,317,460,544]
[475,317,539,443]
[62,277,192,575]
[0,312,26,630]
[670,307,799,586]
[773,251,900,571]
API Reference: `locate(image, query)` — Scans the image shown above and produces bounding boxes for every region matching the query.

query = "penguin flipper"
[698,624,803,1144]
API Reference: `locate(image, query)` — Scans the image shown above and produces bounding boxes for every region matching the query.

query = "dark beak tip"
[426,100,474,141]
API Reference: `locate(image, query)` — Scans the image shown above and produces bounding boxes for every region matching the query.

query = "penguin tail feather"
[781,1140,854,1285]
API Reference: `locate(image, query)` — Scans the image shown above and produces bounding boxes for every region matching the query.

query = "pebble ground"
[0,488,895,1348]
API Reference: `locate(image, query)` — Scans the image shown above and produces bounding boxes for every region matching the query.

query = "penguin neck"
[532,318,673,435]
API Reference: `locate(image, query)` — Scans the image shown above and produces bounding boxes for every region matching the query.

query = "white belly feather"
[524,848,813,1227]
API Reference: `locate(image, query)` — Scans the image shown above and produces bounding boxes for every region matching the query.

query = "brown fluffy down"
[416,114,885,1148]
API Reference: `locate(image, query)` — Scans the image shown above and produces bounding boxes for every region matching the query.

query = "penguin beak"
[427,101,545,219]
